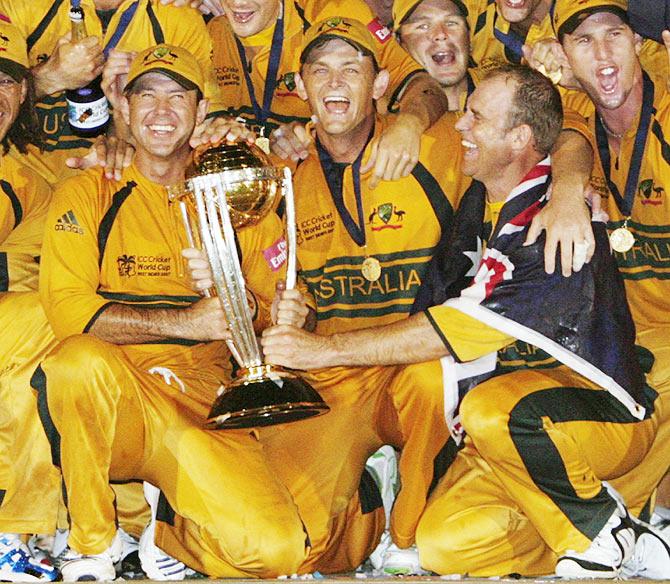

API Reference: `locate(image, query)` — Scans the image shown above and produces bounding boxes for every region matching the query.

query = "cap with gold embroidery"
[301,17,380,66]
[392,0,468,29]
[124,44,204,94]
[0,20,29,82]
[553,0,628,39]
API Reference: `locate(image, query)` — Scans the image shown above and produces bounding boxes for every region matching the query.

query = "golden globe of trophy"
[169,141,329,429]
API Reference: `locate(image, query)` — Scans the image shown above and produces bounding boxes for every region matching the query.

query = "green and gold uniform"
[0,156,60,535]
[208,0,422,134]
[0,155,50,292]
[0,0,220,184]
[562,73,670,517]
[463,0,554,71]
[36,164,312,577]
[415,191,657,577]
[462,0,667,77]
[261,114,467,557]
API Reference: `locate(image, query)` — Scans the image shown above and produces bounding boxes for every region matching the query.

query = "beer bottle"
[65,0,110,137]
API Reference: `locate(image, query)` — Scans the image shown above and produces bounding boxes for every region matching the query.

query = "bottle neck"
[70,8,87,41]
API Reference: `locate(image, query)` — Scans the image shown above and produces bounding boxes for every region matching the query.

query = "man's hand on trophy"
[270,122,313,162]
[271,280,312,329]
[261,325,334,370]
[66,135,135,180]
[190,116,257,149]
[182,248,214,292]
[184,296,231,341]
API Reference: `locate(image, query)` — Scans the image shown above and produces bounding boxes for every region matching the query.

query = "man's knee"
[207,516,307,577]
[416,504,516,575]
[396,362,445,410]
[459,385,510,446]
[253,525,307,577]
[36,334,123,415]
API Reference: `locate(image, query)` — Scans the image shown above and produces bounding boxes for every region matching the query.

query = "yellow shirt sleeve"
[426,305,515,362]
[39,172,112,339]
[0,162,52,291]
[563,110,594,149]
[0,0,31,37]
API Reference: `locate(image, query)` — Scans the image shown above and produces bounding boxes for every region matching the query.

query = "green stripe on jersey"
[306,260,427,314]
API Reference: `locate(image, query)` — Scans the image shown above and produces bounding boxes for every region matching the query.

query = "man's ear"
[196,97,209,125]
[511,123,533,153]
[295,72,308,101]
[19,78,27,105]
[372,69,390,100]
[634,32,643,56]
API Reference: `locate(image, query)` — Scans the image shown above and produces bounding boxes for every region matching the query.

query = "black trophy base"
[205,371,329,429]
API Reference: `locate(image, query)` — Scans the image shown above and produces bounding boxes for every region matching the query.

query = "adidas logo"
[55,210,84,235]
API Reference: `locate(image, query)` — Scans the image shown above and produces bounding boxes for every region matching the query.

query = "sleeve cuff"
[425,308,462,363]
[82,302,115,334]
[387,69,426,113]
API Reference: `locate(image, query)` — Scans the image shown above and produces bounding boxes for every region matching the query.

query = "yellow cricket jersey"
[40,163,287,341]
[1,0,220,184]
[463,0,667,79]
[295,113,467,335]
[0,155,52,292]
[463,0,554,71]
[562,73,670,333]
[208,0,423,134]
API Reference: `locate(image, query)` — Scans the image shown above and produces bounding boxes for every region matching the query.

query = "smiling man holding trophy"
[35,43,323,581]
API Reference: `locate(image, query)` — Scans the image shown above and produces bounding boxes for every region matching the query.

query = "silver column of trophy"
[169,142,329,429]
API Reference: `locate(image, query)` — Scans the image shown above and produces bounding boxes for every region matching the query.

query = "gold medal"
[610,226,635,253]
[361,257,381,282]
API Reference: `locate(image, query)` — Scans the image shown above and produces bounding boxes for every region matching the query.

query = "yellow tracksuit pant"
[36,334,382,576]
[260,358,451,560]
[416,366,657,577]
[36,334,308,577]
[0,292,60,534]
[610,327,670,516]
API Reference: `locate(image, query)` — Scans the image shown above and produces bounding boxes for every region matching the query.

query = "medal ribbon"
[492,11,524,63]
[316,133,372,247]
[234,1,285,125]
[102,0,139,57]
[595,71,655,217]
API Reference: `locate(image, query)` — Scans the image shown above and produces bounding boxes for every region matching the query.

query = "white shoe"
[368,532,428,576]
[555,504,635,578]
[139,482,186,581]
[367,530,392,571]
[651,506,670,531]
[379,543,428,576]
[57,531,122,582]
[138,525,186,581]
[0,534,59,582]
[365,446,398,527]
[115,526,143,579]
[621,516,670,579]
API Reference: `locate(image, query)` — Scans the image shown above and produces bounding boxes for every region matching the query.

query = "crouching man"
[35,44,311,581]
[262,65,661,578]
